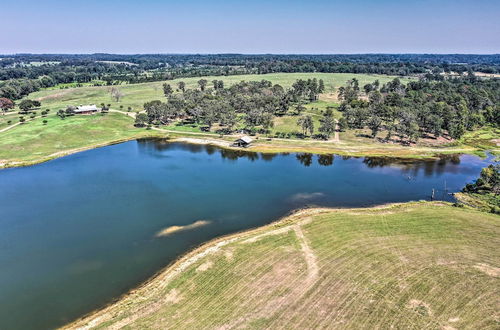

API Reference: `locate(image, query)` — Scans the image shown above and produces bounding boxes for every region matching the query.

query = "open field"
[66,202,499,329]
[0,113,164,167]
[24,73,410,113]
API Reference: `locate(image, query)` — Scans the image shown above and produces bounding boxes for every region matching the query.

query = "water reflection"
[363,155,464,177]
[296,153,313,167]
[137,139,470,177]
[318,154,334,166]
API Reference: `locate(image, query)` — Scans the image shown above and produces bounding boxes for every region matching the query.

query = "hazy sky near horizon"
[2,0,499,54]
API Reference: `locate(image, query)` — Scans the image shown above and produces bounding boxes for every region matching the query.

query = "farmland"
[66,202,500,329]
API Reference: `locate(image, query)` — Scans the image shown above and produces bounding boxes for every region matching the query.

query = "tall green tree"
[297,115,314,136]
[318,110,336,138]
[178,81,186,92]
[163,83,173,97]
[198,79,208,92]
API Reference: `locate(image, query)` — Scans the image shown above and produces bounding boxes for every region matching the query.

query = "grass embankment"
[66,202,499,329]
[0,113,164,167]
[455,192,500,214]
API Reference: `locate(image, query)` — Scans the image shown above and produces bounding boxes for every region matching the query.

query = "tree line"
[2,53,499,101]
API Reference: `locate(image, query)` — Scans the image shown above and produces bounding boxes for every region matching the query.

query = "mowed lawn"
[68,203,499,329]
[0,113,161,164]
[26,73,410,112]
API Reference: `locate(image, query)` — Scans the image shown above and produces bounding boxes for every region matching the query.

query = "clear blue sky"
[2,0,499,54]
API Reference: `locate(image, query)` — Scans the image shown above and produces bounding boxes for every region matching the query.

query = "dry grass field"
[66,202,499,329]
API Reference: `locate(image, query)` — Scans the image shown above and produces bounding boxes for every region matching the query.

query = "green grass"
[67,202,500,329]
[26,73,410,113]
[0,114,20,130]
[459,126,500,150]
[0,113,163,165]
[164,121,206,133]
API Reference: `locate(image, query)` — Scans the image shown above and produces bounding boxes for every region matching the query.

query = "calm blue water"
[0,140,492,329]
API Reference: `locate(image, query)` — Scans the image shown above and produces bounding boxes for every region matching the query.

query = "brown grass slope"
[65,203,499,329]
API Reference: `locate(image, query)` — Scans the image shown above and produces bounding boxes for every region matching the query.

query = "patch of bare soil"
[223,249,234,261]
[441,326,457,330]
[473,263,500,277]
[418,135,454,146]
[319,92,338,102]
[173,137,232,148]
[242,226,293,244]
[196,261,213,272]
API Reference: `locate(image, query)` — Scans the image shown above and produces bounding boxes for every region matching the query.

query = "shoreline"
[0,133,164,169]
[0,133,493,170]
[63,201,450,329]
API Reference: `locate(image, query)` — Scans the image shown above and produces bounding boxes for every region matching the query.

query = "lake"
[0,139,493,329]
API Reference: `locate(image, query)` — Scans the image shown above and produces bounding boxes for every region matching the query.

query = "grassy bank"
[455,192,500,214]
[66,202,499,329]
[0,113,164,167]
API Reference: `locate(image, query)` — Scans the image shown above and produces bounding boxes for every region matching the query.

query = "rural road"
[0,114,43,133]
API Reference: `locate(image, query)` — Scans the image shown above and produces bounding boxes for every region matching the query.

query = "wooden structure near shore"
[233,136,253,148]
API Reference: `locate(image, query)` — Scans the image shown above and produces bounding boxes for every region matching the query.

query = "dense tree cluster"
[463,164,500,195]
[18,99,41,113]
[338,74,500,143]
[462,164,500,214]
[138,79,322,134]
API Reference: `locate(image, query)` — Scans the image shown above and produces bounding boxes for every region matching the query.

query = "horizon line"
[1,52,500,57]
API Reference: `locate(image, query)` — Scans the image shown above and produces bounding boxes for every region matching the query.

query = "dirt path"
[0,121,22,133]
[333,119,340,142]
[219,221,320,329]
[108,109,141,119]
[0,115,42,133]
[293,224,319,287]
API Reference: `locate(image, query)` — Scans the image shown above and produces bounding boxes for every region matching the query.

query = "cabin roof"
[75,104,98,112]
[238,136,253,144]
